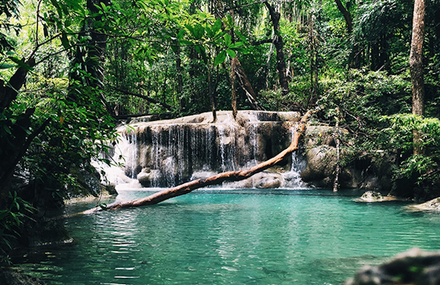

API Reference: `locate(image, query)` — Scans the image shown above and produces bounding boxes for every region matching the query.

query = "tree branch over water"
[80,110,317,214]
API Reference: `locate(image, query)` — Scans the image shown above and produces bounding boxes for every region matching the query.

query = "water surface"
[18,189,440,284]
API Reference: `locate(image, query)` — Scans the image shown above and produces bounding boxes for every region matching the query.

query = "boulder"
[300,145,338,187]
[67,165,118,200]
[345,248,440,285]
[251,172,282,189]
[405,197,440,211]
[301,127,395,190]
[354,191,399,202]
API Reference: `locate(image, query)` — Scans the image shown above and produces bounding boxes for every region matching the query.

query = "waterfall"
[281,125,307,188]
[128,129,138,179]
[101,111,305,190]
[151,126,160,187]
[248,113,259,166]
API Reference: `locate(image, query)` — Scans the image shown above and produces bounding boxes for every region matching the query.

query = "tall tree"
[334,0,352,33]
[410,0,426,154]
[264,1,290,96]
[410,0,426,117]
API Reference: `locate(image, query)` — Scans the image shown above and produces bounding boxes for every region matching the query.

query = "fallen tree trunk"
[82,110,315,214]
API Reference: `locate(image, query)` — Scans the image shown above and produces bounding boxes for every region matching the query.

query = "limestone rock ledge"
[345,248,440,285]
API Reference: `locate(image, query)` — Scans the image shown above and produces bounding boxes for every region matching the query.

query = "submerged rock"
[345,248,440,285]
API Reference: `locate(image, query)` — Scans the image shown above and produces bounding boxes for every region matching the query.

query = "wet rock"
[300,145,337,187]
[361,191,384,201]
[354,191,400,202]
[68,165,117,199]
[301,129,395,190]
[405,197,440,211]
[251,172,282,189]
[137,170,152,187]
[304,125,337,147]
[345,248,440,285]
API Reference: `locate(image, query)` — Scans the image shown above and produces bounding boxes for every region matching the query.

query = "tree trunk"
[175,41,184,113]
[334,0,363,69]
[87,0,110,86]
[0,57,37,210]
[334,0,352,34]
[81,110,316,214]
[231,57,238,119]
[208,67,217,123]
[264,2,289,96]
[0,58,35,111]
[333,108,340,192]
[410,0,426,154]
[229,10,238,119]
[233,58,264,110]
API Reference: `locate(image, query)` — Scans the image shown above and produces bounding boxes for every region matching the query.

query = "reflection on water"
[15,189,440,285]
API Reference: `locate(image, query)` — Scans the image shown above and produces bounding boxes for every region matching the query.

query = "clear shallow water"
[17,189,440,285]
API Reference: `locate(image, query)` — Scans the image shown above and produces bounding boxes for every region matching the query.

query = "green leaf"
[0,63,16,69]
[185,24,194,37]
[235,31,247,43]
[194,45,207,63]
[3,124,11,135]
[226,49,236,58]
[214,50,227,66]
[50,0,63,19]
[206,26,214,38]
[192,24,205,40]
[61,33,70,49]
[224,34,232,47]
[177,29,185,40]
[98,203,107,210]
[9,57,33,71]
[213,19,222,33]
[229,41,244,49]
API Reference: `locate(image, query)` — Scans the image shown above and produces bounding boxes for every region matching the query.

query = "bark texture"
[410,0,425,118]
[233,57,263,110]
[264,1,289,96]
[0,58,37,209]
[334,0,352,34]
[410,0,426,155]
[81,110,316,214]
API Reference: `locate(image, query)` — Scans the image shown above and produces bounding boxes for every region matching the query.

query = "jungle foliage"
[0,0,439,261]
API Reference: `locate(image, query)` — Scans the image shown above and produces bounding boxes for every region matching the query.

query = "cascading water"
[248,113,259,166]
[128,129,138,179]
[101,111,305,190]
[281,125,307,188]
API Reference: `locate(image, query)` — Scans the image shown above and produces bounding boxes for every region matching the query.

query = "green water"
[17,189,440,284]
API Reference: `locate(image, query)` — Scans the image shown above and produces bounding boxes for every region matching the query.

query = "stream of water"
[16,188,440,285]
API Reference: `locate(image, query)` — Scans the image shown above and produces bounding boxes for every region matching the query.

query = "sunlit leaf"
[214,50,227,66]
[226,49,235,58]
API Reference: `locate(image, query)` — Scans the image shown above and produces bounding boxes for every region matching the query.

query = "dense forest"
[0,0,439,264]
